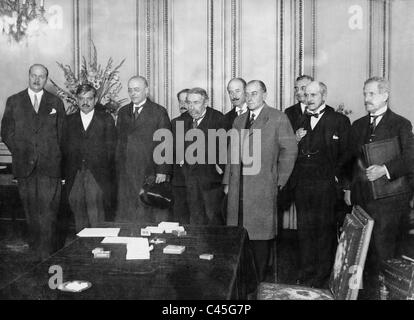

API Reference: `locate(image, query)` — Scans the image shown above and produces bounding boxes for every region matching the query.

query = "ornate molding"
[87,0,93,62]
[311,0,317,78]
[163,0,170,108]
[279,0,284,109]
[146,0,151,83]
[383,0,391,80]
[73,0,80,77]
[207,0,214,106]
[298,0,304,76]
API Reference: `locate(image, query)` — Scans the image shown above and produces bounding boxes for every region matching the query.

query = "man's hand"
[366,165,387,182]
[224,185,229,194]
[295,128,307,142]
[155,173,167,184]
[344,190,352,206]
[215,164,223,175]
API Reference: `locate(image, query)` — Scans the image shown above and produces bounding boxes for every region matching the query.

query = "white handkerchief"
[332,135,339,140]
[50,108,57,115]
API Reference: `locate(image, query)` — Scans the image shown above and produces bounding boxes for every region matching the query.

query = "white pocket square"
[49,108,56,115]
[332,135,339,140]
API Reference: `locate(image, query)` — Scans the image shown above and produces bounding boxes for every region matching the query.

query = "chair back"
[329,205,374,300]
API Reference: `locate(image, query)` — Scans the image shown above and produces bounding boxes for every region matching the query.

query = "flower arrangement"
[50,42,127,115]
[336,103,352,116]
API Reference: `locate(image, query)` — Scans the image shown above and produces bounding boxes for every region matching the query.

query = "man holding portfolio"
[344,76,414,299]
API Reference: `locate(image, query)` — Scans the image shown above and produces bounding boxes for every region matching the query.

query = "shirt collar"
[28,88,44,99]
[300,103,307,113]
[196,109,207,122]
[236,103,248,114]
[370,105,388,117]
[134,99,147,109]
[249,103,265,118]
[80,108,95,118]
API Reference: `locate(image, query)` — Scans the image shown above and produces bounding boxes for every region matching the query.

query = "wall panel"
[389,0,414,125]
[307,0,370,122]
[0,0,74,125]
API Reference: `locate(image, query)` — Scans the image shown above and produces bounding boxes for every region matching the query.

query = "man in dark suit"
[279,75,314,215]
[290,81,351,288]
[182,87,226,225]
[115,76,171,223]
[171,89,190,224]
[223,80,298,282]
[344,76,414,299]
[62,84,116,232]
[223,78,248,131]
[285,75,314,132]
[1,64,66,260]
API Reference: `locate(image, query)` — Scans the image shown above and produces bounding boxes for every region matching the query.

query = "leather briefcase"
[380,258,414,300]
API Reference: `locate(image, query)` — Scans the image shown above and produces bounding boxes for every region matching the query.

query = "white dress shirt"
[194,109,207,126]
[133,99,147,115]
[235,103,248,116]
[27,88,44,112]
[249,103,265,121]
[300,102,307,114]
[370,105,388,127]
[80,109,95,131]
[308,104,326,130]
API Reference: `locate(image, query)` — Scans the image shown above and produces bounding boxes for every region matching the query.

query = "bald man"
[1,64,66,260]
[115,76,172,223]
[289,81,351,288]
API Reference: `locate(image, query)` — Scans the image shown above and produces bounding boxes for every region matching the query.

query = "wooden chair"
[258,205,374,300]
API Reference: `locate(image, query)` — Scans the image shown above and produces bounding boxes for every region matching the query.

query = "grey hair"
[187,87,209,101]
[364,76,390,96]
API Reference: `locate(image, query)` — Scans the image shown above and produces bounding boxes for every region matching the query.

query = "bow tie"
[305,108,325,118]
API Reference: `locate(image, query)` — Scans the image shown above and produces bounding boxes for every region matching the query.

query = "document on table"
[101,237,151,260]
[101,237,143,244]
[77,228,120,237]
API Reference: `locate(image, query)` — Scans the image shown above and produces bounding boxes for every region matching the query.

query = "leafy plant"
[50,42,127,115]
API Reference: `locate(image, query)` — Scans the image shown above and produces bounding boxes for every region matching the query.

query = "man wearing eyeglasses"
[223,80,297,282]
[290,81,351,288]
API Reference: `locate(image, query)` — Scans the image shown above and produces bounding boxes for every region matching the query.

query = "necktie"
[192,118,198,128]
[369,112,385,134]
[237,108,242,116]
[33,94,39,113]
[134,106,142,120]
[246,113,255,129]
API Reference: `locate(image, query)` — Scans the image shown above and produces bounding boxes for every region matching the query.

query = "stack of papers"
[126,238,150,260]
[158,222,180,233]
[101,237,151,260]
[163,245,185,254]
[77,228,120,237]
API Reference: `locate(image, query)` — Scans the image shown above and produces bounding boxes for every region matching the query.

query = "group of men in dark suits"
[1,64,412,298]
[282,75,413,298]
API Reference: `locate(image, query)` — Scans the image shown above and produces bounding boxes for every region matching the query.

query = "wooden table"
[0,223,258,300]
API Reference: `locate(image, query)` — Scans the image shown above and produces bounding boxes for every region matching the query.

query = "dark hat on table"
[139,175,173,209]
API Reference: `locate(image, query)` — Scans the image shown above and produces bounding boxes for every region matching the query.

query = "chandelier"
[0,0,47,42]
